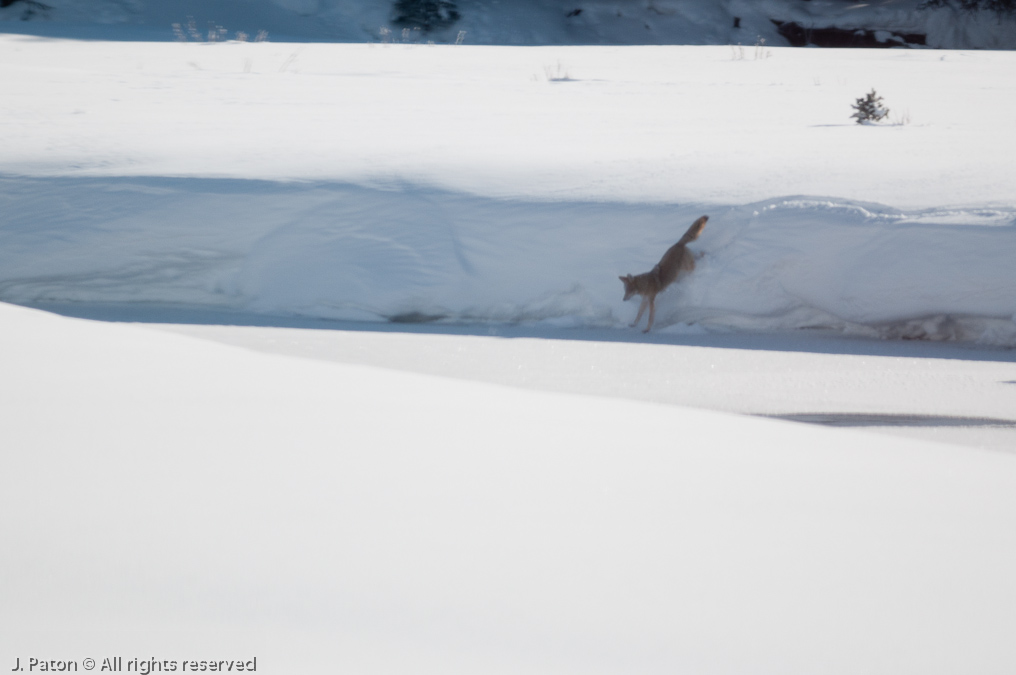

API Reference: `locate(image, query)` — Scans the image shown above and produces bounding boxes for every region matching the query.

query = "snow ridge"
[3,176,1014,344]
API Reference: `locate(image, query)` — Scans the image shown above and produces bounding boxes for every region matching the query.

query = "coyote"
[619,215,708,332]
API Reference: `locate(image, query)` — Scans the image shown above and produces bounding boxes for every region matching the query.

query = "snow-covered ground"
[3,19,1016,675]
[3,39,1015,341]
[6,302,1016,675]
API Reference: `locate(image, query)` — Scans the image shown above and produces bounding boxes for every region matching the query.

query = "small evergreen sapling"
[851,89,890,124]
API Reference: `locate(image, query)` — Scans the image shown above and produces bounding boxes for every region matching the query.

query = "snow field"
[146,317,1016,452]
[4,23,1016,675]
[3,39,1016,207]
[2,39,1015,342]
[4,301,1016,674]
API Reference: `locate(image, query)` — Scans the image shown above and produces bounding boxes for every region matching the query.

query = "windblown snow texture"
[2,177,1014,343]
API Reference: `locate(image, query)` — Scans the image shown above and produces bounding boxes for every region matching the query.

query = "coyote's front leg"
[631,295,650,328]
[644,297,656,333]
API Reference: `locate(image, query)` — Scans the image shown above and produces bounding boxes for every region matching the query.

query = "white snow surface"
[2,38,1015,343]
[5,302,1016,675]
[4,19,1016,675]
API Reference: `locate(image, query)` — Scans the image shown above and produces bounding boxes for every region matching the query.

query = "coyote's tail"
[676,215,709,246]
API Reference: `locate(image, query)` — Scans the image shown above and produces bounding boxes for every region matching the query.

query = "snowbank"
[1,38,1014,343]
[3,176,1014,343]
[5,300,1016,674]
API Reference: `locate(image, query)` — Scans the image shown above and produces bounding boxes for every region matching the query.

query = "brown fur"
[619,215,708,332]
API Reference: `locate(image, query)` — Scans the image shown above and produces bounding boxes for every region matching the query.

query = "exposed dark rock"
[772,20,926,48]
[392,0,460,32]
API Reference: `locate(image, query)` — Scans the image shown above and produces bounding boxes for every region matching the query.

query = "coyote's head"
[619,274,637,301]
